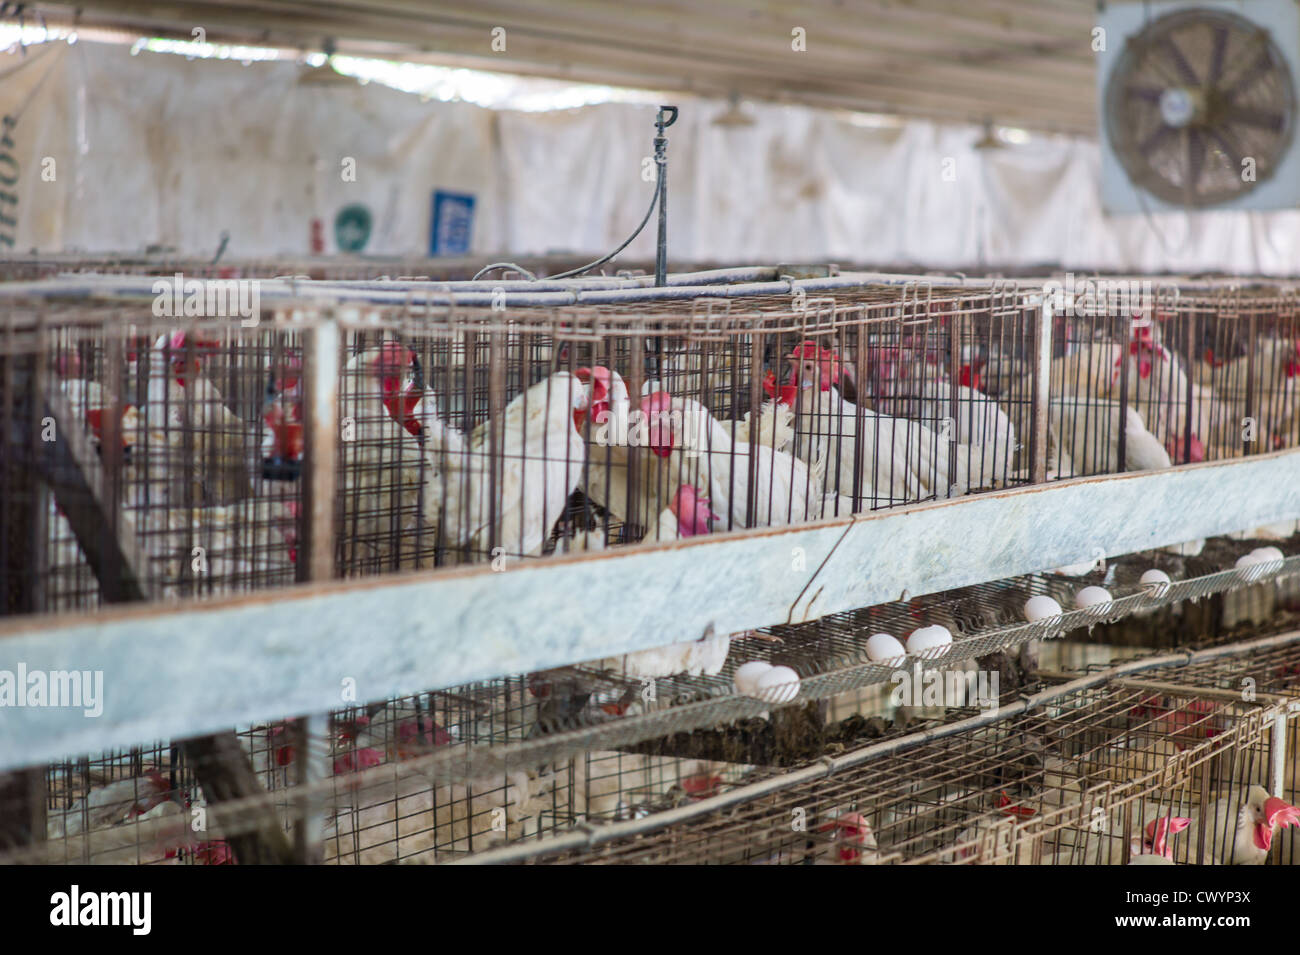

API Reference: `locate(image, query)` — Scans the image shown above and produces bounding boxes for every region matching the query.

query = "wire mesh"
[5,276,1298,614]
[491,683,1288,865]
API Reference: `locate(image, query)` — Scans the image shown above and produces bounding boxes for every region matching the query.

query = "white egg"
[1139,569,1171,585]
[1235,551,1267,581]
[1023,595,1063,622]
[733,661,774,696]
[906,625,953,657]
[754,665,800,704]
[1074,586,1112,609]
[1252,546,1285,563]
[865,633,906,663]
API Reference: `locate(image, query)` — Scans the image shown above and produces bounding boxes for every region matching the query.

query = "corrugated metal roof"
[30,0,1100,133]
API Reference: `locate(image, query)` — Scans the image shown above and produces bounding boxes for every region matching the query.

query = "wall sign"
[333,204,372,252]
[430,190,475,256]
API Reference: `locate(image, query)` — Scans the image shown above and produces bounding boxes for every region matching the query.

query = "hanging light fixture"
[713,91,756,127]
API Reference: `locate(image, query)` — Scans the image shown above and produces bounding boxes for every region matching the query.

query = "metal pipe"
[308,266,783,294]
[0,271,998,310]
[654,106,677,287]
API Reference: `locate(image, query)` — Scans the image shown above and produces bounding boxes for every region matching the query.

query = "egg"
[1023,595,1063,622]
[906,625,953,657]
[865,633,906,663]
[733,661,774,696]
[753,665,800,704]
[1074,586,1112,609]
[1235,551,1266,581]
[1139,569,1171,586]
[1239,547,1285,580]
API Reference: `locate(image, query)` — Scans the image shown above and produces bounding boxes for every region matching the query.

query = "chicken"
[260,354,303,480]
[851,352,1019,461]
[1197,335,1299,451]
[942,816,1033,865]
[816,812,880,865]
[131,330,253,506]
[734,395,797,454]
[533,752,734,823]
[1166,785,1300,865]
[1111,324,1208,464]
[778,343,1003,510]
[128,497,299,596]
[1043,813,1191,865]
[338,343,452,571]
[47,770,179,839]
[578,368,651,526]
[1050,398,1172,475]
[641,390,824,531]
[456,368,598,562]
[325,764,538,863]
[595,627,732,682]
[646,483,719,542]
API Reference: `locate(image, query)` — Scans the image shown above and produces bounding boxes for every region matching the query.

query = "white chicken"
[47,770,179,839]
[325,764,538,863]
[1042,813,1191,865]
[1050,398,1172,475]
[1161,786,1300,865]
[780,343,1004,510]
[132,330,252,506]
[129,497,299,596]
[338,343,452,571]
[640,390,824,530]
[455,368,597,562]
[1196,335,1299,452]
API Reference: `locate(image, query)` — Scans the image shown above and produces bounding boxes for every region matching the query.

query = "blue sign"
[430,190,475,255]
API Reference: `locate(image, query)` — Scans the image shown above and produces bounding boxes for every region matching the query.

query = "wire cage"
[4,275,1300,617]
[1046,284,1300,477]
[6,682,756,865]
[1,307,304,614]
[483,682,1290,866]
[4,592,1299,863]
[1106,639,1300,865]
[3,271,1300,865]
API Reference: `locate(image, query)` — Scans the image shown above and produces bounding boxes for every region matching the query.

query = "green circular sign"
[334,204,372,252]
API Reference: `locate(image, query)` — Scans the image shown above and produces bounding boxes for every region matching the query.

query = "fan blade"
[1139,124,1176,156]
[1219,31,1271,97]
[1207,23,1229,85]
[1162,34,1200,86]
[1186,128,1207,194]
[1227,106,1287,133]
[1205,127,1245,171]
[1125,85,1163,104]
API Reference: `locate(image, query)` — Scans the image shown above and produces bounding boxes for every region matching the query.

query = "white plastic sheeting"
[2,39,1300,272]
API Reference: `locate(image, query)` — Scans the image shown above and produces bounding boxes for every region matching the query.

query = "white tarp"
[2,39,1300,273]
